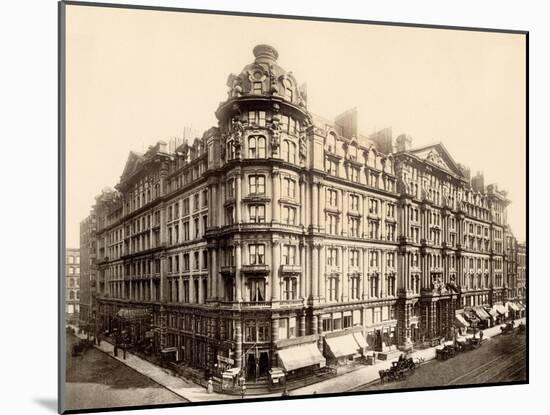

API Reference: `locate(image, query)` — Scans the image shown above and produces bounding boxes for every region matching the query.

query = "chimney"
[395,134,412,152]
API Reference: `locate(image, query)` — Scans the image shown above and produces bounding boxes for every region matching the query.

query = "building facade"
[517,242,527,302]
[87,45,522,381]
[66,248,80,323]
[79,212,97,329]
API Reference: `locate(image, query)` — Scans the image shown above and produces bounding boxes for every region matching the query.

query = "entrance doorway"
[259,352,270,378]
[246,353,256,381]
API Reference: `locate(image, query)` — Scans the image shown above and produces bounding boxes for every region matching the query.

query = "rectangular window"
[249,175,265,194]
[282,206,297,225]
[249,244,265,265]
[227,179,235,199]
[253,82,262,95]
[249,204,265,223]
[282,245,297,265]
[249,279,265,302]
[283,277,297,300]
[323,318,332,332]
[327,189,338,207]
[349,217,360,237]
[283,178,296,198]
[327,248,338,266]
[350,194,359,211]
[327,214,337,235]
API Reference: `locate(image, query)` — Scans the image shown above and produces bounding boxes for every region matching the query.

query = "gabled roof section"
[120,151,144,182]
[407,142,463,177]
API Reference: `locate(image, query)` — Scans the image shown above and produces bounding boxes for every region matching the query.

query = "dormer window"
[253,82,263,95]
[285,87,293,101]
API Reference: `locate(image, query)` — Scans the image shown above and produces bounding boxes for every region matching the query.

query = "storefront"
[454,313,470,335]
[277,341,326,379]
[324,332,362,365]
[472,306,491,329]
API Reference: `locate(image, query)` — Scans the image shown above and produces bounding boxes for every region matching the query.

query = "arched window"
[248,135,266,158]
[248,136,256,158]
[69,291,75,300]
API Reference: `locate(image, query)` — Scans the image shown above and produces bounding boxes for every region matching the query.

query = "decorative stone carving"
[268,118,281,156]
[299,129,307,161]
[231,117,244,158]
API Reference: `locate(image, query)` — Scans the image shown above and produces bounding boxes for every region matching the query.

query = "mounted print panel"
[59,1,528,413]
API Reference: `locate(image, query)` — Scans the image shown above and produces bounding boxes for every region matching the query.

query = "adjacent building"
[79,212,97,330]
[66,248,80,323]
[84,45,525,381]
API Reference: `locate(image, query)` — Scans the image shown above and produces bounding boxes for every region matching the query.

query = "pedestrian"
[207,378,214,394]
[479,330,484,342]
[241,385,246,400]
[282,387,289,397]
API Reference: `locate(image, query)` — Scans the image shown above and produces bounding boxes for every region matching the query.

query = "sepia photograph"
[59,1,527,413]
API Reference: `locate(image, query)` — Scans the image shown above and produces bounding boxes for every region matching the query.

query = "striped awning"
[278,343,326,372]
[455,314,470,328]
[325,334,361,358]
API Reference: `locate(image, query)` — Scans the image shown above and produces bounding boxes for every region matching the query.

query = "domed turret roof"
[224,44,307,108]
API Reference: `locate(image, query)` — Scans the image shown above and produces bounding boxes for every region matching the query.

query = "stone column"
[211,185,217,227]
[235,174,242,223]
[300,244,306,299]
[212,249,218,299]
[362,248,368,299]
[272,240,280,301]
[235,243,242,302]
[234,318,242,369]
[311,244,319,299]
[218,183,225,226]
[300,179,306,227]
[361,195,367,237]
[341,190,347,236]
[380,251,386,298]
[198,276,204,304]
[318,183,325,231]
[272,171,280,224]
[312,183,318,229]
[271,315,279,367]
[342,247,348,302]
[299,313,306,337]
[319,245,326,300]
[311,314,318,336]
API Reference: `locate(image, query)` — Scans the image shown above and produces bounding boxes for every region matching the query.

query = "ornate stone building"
[88,45,520,381]
[65,248,80,323]
[79,211,97,329]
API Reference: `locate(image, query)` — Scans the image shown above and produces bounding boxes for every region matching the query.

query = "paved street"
[351,331,526,392]
[64,333,186,411]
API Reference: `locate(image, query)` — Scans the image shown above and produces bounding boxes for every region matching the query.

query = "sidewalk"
[68,317,525,402]
[290,317,526,396]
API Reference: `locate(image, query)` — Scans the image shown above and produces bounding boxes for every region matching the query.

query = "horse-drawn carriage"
[500,321,515,334]
[435,344,457,360]
[517,322,526,334]
[378,355,420,383]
